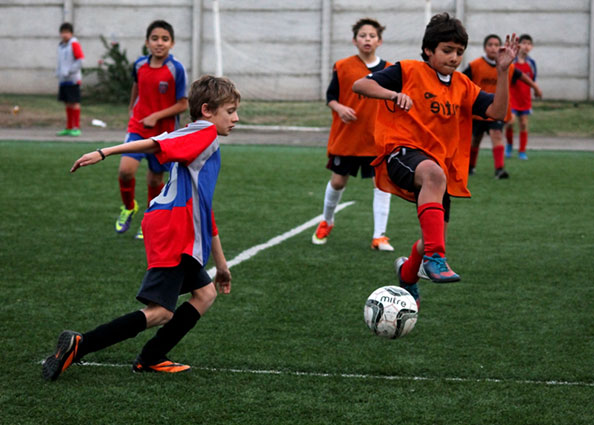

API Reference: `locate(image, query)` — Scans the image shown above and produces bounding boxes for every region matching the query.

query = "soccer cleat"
[312,220,333,245]
[42,330,82,381]
[371,236,394,251]
[518,152,528,160]
[494,168,510,179]
[417,263,430,281]
[135,226,144,240]
[69,128,81,137]
[56,129,72,136]
[395,256,420,309]
[132,355,191,374]
[115,200,139,233]
[505,144,513,158]
[420,253,460,283]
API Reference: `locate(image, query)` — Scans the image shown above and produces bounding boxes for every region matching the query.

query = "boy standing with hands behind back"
[312,18,395,251]
[353,13,519,307]
[56,22,84,137]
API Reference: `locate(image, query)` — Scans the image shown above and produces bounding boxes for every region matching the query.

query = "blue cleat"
[419,253,461,283]
[518,152,528,160]
[395,256,420,309]
[505,143,513,158]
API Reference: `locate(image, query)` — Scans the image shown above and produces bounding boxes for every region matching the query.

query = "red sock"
[493,145,504,169]
[401,240,422,283]
[66,107,74,129]
[469,146,480,168]
[147,183,164,207]
[505,126,513,145]
[417,202,445,257]
[72,108,80,129]
[519,131,528,153]
[119,177,136,210]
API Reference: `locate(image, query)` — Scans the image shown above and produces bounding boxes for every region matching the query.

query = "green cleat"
[135,226,144,240]
[56,129,72,136]
[69,128,81,137]
[115,200,139,233]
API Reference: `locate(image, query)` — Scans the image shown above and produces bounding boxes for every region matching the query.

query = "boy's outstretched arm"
[211,234,231,294]
[352,78,413,111]
[486,34,520,120]
[70,138,161,173]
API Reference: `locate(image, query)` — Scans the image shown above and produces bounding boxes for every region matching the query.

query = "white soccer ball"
[364,286,418,339]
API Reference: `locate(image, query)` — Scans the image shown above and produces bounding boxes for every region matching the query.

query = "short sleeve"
[154,125,217,165]
[174,61,188,100]
[367,62,403,93]
[71,41,84,60]
[326,67,339,104]
[472,90,495,118]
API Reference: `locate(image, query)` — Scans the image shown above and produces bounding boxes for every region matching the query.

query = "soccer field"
[1,140,593,424]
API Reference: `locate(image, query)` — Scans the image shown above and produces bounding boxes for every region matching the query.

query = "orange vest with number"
[372,60,481,201]
[327,56,391,157]
[467,57,514,122]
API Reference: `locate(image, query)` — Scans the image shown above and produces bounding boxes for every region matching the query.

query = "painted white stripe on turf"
[207,201,356,278]
[66,361,594,387]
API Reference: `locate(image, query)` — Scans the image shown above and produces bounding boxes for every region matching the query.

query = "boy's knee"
[142,305,174,328]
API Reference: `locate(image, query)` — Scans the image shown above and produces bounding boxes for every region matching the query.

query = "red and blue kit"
[368,60,493,201]
[128,54,188,138]
[510,56,537,112]
[141,121,220,269]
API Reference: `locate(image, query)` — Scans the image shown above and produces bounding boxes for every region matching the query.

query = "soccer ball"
[364,286,418,339]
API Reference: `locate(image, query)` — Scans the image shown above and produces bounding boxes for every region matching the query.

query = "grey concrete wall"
[2,0,593,100]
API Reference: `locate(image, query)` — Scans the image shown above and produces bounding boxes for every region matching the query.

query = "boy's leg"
[136,159,166,240]
[70,102,81,135]
[490,129,509,179]
[116,155,141,233]
[518,114,529,159]
[371,187,393,251]
[312,173,347,245]
[505,115,516,157]
[395,240,423,308]
[42,310,147,381]
[135,284,216,372]
[469,123,483,175]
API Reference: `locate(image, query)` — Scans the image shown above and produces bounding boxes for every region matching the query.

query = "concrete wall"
[3,0,594,100]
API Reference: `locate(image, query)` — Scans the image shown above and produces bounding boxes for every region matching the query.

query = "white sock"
[323,181,344,224]
[373,188,391,238]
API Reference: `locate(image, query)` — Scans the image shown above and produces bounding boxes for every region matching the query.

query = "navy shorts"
[58,84,81,103]
[326,155,375,178]
[137,255,212,312]
[511,109,532,116]
[385,147,451,222]
[121,132,170,173]
[472,119,504,138]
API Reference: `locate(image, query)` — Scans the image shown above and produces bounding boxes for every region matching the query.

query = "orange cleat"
[371,236,394,251]
[312,220,334,245]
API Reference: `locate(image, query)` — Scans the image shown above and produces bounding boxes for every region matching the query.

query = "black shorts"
[472,119,504,138]
[326,155,375,178]
[136,255,212,312]
[386,147,451,222]
[58,84,81,103]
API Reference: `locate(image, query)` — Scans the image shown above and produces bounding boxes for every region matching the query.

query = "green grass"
[1,141,593,424]
[2,93,593,135]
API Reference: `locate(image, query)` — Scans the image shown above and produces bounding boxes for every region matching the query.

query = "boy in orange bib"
[353,13,519,307]
[312,18,395,251]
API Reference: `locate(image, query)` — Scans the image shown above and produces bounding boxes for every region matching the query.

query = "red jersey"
[127,54,188,138]
[510,57,537,111]
[327,56,391,157]
[369,60,486,201]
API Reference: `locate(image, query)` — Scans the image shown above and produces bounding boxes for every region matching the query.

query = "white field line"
[56,361,594,388]
[206,201,355,278]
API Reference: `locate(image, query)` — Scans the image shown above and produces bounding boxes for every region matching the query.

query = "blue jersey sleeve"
[367,62,403,93]
[173,60,188,100]
[472,90,494,118]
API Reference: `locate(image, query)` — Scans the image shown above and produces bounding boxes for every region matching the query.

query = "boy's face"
[60,30,72,43]
[353,24,382,55]
[424,41,465,75]
[483,37,501,60]
[146,27,174,60]
[519,39,533,55]
[203,101,239,136]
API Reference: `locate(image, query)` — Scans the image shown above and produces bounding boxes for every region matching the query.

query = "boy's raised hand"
[70,150,103,173]
[496,33,520,71]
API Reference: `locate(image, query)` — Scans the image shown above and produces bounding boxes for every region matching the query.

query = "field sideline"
[1,140,593,424]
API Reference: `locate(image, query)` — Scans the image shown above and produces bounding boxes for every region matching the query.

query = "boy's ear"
[201,103,213,118]
[423,47,433,59]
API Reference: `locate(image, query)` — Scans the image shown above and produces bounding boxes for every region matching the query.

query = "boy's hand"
[141,113,159,128]
[496,33,520,71]
[534,85,543,99]
[335,104,357,123]
[390,92,413,112]
[214,267,232,294]
[70,150,104,173]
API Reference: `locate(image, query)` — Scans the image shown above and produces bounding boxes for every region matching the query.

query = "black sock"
[78,311,147,360]
[139,302,201,364]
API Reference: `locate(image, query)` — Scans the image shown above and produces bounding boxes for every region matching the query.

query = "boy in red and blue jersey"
[42,75,240,380]
[56,22,84,137]
[116,20,189,240]
[505,34,542,160]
